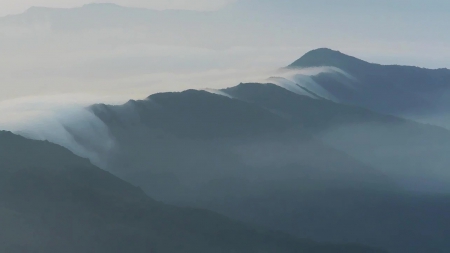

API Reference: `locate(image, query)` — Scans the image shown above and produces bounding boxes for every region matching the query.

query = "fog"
[0,64,346,170]
[0,23,295,101]
[1,2,450,253]
[318,121,450,193]
[266,67,356,101]
[0,95,120,167]
[1,1,450,170]
[2,2,450,103]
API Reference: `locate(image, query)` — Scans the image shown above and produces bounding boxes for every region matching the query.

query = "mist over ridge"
[2,1,450,103]
[0,94,123,168]
[3,47,450,170]
[82,76,450,252]
[1,2,450,253]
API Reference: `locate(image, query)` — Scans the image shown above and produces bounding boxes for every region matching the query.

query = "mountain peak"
[81,3,124,9]
[23,3,124,13]
[288,48,370,70]
[24,5,53,13]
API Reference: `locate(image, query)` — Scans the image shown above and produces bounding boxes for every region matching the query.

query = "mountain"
[0,3,254,49]
[11,3,212,32]
[89,88,450,253]
[289,48,373,70]
[221,83,450,193]
[90,90,392,203]
[0,131,387,253]
[90,90,393,195]
[223,82,399,129]
[97,89,291,139]
[218,83,450,252]
[285,48,450,125]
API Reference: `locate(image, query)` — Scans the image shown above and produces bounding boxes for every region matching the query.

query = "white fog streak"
[266,67,357,102]
[0,95,121,168]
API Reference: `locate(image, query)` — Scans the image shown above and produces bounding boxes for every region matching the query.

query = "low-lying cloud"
[0,95,121,168]
[266,67,357,102]
[0,19,305,102]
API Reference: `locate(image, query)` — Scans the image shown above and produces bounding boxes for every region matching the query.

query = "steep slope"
[93,89,290,139]
[219,84,450,252]
[89,88,450,253]
[223,82,399,129]
[223,83,450,193]
[289,48,372,70]
[90,90,392,197]
[285,48,450,123]
[0,131,387,253]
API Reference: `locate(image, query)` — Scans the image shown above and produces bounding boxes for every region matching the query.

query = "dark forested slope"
[0,131,385,253]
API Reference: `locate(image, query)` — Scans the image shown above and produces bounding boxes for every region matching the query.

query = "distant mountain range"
[2,46,450,253]
[0,3,273,49]
[1,3,450,252]
[3,3,450,59]
[220,82,450,192]
[87,80,450,253]
[278,48,450,126]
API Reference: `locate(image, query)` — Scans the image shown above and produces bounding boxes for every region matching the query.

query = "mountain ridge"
[289,48,450,70]
[276,48,450,118]
[0,131,387,253]
[86,83,450,253]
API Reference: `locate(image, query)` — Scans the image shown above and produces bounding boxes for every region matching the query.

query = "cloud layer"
[0,95,120,167]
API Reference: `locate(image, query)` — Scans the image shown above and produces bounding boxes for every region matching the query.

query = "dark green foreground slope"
[0,131,384,253]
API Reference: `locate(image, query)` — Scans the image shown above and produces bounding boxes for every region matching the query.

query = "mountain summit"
[281,48,450,118]
[288,48,372,70]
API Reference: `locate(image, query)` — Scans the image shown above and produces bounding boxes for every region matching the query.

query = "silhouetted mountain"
[0,3,243,49]
[91,90,391,200]
[289,48,371,71]
[89,88,450,253]
[286,48,450,121]
[218,83,450,252]
[1,3,449,252]
[223,82,399,129]
[91,90,391,192]
[2,4,173,29]
[222,83,450,193]
[96,90,290,139]
[0,131,387,253]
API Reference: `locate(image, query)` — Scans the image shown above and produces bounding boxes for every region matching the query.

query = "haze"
[0,0,238,16]
[1,2,450,253]
[1,0,450,102]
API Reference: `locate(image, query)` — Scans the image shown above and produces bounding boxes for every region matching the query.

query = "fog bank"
[0,95,120,167]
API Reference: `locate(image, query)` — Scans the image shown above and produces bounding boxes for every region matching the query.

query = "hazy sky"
[0,0,237,16]
[1,0,450,169]
[1,0,450,102]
